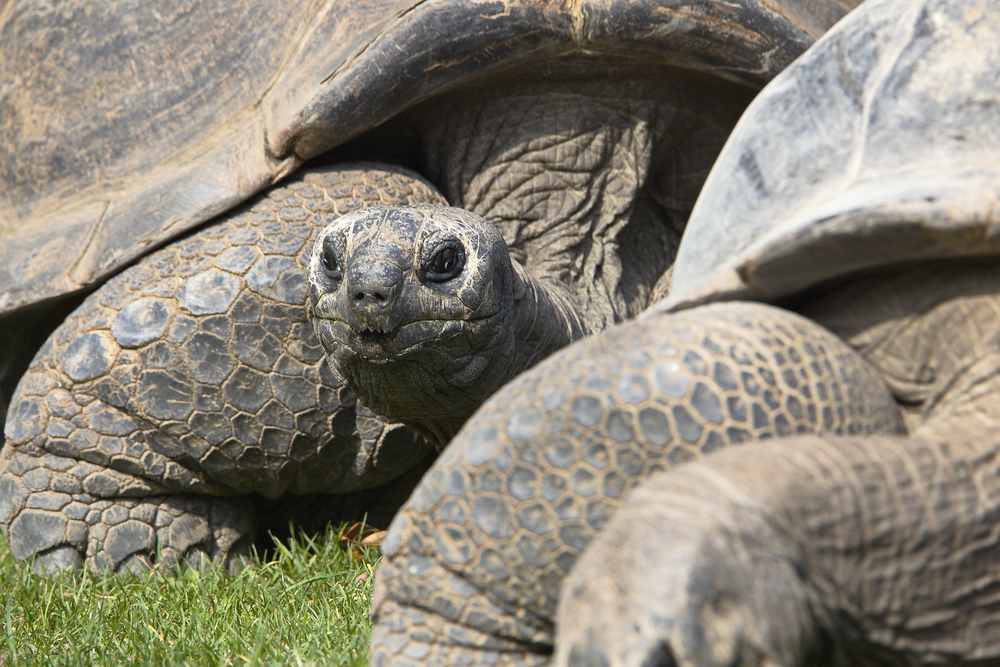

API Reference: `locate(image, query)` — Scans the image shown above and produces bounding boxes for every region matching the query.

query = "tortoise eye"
[426,244,464,282]
[435,248,457,273]
[321,246,341,279]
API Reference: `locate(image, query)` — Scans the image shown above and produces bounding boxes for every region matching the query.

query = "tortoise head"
[308,205,519,445]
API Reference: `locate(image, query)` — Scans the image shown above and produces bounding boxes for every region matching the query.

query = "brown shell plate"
[0,0,859,316]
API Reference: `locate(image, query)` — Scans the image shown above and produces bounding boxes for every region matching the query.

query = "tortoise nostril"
[353,290,389,307]
[349,260,402,311]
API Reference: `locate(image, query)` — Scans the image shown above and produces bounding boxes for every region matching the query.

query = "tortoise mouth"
[347,325,428,360]
[348,325,424,358]
[317,312,501,362]
[355,328,394,342]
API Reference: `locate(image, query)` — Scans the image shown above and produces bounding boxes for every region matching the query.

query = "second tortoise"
[370,0,1000,664]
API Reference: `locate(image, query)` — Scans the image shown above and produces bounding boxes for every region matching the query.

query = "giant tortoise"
[370,0,1000,664]
[0,0,856,573]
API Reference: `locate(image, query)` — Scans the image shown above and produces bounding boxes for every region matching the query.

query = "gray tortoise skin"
[308,205,554,449]
[370,302,904,665]
[371,0,1000,664]
[0,0,861,572]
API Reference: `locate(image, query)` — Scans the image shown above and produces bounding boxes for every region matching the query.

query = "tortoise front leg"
[0,164,442,572]
[369,302,905,666]
[557,345,1000,667]
[0,442,255,574]
[557,422,1000,666]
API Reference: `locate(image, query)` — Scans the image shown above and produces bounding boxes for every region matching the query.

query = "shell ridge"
[66,199,111,292]
[840,0,924,188]
[320,0,437,85]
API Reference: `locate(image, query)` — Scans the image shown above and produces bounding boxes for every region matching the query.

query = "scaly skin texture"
[555,263,1000,666]
[0,164,442,573]
[413,70,754,331]
[369,301,905,666]
[0,71,756,572]
[555,431,1000,667]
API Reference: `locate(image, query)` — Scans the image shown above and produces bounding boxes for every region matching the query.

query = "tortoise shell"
[663,0,1000,311]
[0,0,857,314]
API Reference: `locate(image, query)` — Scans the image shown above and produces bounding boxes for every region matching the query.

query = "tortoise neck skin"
[508,259,588,377]
[412,61,755,331]
[309,205,586,449]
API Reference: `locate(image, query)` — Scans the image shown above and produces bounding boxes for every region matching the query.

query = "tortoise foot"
[0,448,256,574]
[370,597,550,667]
[554,456,816,667]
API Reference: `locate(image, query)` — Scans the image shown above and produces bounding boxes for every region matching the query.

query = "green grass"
[0,525,380,666]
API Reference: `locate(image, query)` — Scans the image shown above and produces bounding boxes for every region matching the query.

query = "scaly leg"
[370,301,905,666]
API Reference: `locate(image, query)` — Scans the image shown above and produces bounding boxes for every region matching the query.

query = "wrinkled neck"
[413,63,751,329]
[423,77,666,332]
[403,263,588,449]
[509,262,590,376]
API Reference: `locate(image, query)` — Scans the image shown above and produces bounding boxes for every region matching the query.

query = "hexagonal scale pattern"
[370,301,907,665]
[0,163,444,572]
